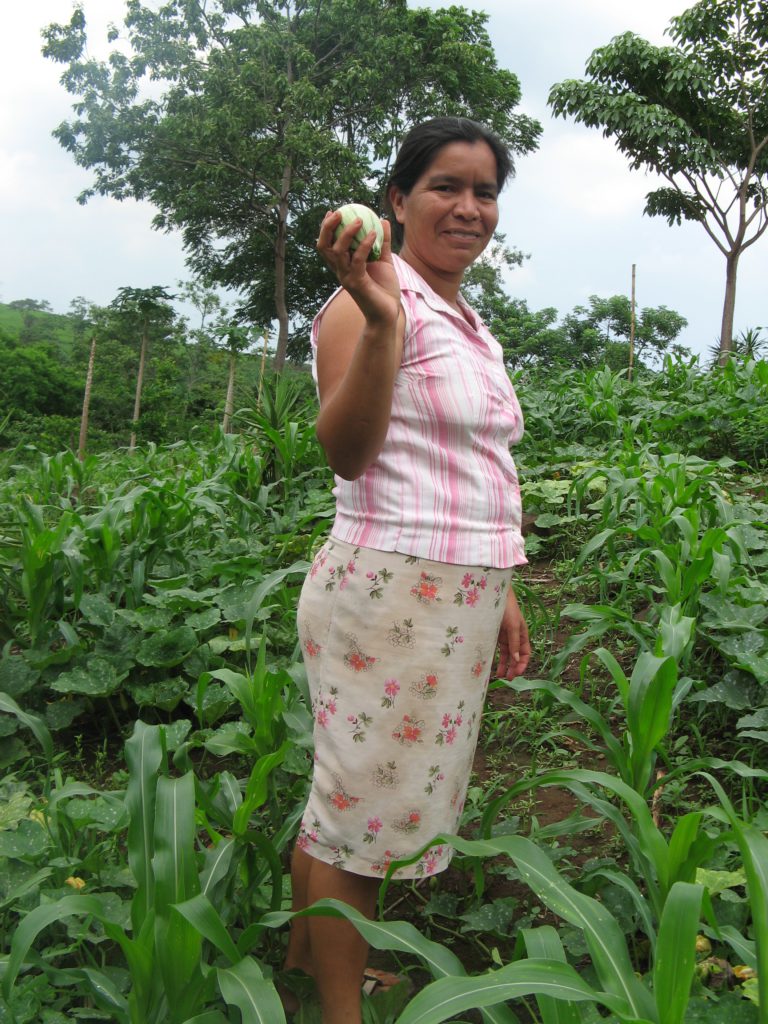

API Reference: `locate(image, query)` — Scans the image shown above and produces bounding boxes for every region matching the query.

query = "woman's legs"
[284,846,379,1024]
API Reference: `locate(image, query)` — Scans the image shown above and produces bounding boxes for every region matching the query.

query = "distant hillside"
[0,300,76,354]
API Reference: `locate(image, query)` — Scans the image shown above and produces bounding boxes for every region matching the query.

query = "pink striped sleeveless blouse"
[311,254,526,568]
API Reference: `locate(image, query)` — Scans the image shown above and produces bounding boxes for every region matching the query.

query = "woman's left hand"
[495,587,531,679]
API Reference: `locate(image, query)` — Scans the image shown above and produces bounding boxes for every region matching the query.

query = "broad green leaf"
[233,744,288,832]
[0,818,51,858]
[50,657,122,697]
[137,626,198,668]
[695,868,746,895]
[204,720,256,757]
[0,784,33,828]
[217,563,308,623]
[78,593,116,626]
[64,794,128,832]
[45,696,88,730]
[128,677,189,711]
[186,607,221,630]
[688,673,757,710]
[460,898,517,934]
[0,656,39,698]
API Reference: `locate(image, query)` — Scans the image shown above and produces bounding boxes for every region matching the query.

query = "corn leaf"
[396,959,644,1024]
[0,692,52,760]
[701,773,768,1016]
[173,893,241,965]
[153,772,202,1014]
[125,721,162,933]
[444,834,655,1021]
[2,894,108,1000]
[217,957,286,1024]
[653,882,703,1024]
[627,653,676,792]
[519,928,581,1024]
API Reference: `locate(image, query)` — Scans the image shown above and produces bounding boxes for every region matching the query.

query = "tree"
[575,295,688,366]
[43,0,540,370]
[549,0,768,364]
[7,299,53,313]
[109,286,176,451]
[70,299,102,461]
[462,255,688,368]
[213,324,257,433]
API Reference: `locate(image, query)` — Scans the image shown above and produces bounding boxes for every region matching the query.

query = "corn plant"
[2,721,288,1023]
[701,772,768,1016]
[284,835,708,1024]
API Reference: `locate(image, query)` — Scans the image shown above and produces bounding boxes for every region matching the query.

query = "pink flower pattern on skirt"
[297,537,513,879]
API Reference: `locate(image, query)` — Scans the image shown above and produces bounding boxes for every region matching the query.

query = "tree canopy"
[43,0,541,368]
[548,0,768,361]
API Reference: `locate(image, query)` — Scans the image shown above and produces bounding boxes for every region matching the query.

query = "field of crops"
[1,357,768,1024]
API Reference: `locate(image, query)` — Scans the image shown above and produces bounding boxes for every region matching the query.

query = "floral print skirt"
[296,537,513,879]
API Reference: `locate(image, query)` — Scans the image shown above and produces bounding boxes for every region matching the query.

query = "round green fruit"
[334,203,384,261]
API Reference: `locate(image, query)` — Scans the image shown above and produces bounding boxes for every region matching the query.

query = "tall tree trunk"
[78,334,97,461]
[718,251,739,367]
[222,348,236,433]
[273,34,295,374]
[273,165,292,372]
[257,327,269,410]
[129,321,149,452]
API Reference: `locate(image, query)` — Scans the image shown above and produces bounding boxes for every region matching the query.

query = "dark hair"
[384,117,513,246]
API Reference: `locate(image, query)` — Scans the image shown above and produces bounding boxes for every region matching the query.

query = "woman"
[283,117,531,1023]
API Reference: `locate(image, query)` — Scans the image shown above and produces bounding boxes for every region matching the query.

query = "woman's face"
[389,140,500,281]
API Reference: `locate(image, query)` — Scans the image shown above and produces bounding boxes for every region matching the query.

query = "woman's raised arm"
[314,211,406,480]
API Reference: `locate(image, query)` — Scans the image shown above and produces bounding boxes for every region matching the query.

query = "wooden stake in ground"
[629,263,636,382]
[129,320,149,453]
[257,327,269,411]
[222,347,236,434]
[78,334,97,462]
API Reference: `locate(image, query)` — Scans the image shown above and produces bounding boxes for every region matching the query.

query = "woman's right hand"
[317,210,401,328]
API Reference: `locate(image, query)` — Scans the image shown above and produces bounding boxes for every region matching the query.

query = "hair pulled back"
[384,117,512,247]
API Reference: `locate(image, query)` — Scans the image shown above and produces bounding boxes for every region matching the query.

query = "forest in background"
[0,276,700,457]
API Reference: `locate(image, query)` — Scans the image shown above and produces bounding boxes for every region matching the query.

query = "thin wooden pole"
[256,327,269,410]
[78,334,97,462]
[628,264,636,381]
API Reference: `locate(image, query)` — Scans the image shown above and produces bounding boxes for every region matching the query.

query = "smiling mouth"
[443,230,481,239]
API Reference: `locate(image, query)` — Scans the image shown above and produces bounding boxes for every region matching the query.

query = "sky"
[2,1,766,356]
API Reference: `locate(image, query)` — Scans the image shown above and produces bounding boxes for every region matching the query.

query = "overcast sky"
[2,1,766,356]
